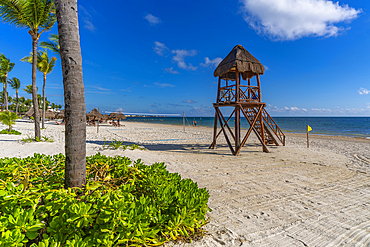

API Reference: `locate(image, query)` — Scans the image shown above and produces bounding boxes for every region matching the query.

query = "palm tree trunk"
[16,90,19,115]
[31,37,41,139]
[4,73,8,111]
[55,0,86,188]
[42,73,46,129]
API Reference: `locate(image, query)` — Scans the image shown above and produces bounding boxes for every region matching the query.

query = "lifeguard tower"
[209,45,285,155]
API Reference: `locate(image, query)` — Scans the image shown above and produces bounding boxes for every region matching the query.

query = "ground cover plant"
[0,129,21,135]
[21,135,54,143]
[0,153,210,246]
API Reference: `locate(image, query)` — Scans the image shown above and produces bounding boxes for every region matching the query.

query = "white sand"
[1,119,370,246]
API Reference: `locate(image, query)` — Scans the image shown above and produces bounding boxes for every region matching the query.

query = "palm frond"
[9,77,21,90]
[0,0,29,28]
[40,40,59,54]
[0,53,15,74]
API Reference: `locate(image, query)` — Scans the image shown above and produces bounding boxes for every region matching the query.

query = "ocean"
[122,117,370,139]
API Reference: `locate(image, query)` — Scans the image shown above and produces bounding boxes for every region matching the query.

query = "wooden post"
[307,131,309,148]
[248,78,251,99]
[256,74,262,102]
[216,77,221,103]
[235,72,240,151]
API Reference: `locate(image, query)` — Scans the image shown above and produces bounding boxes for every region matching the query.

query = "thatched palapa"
[109,112,126,120]
[55,110,65,119]
[24,108,42,118]
[214,45,265,80]
[86,108,103,120]
[44,110,56,119]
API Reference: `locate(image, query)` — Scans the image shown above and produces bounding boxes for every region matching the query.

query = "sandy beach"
[1,119,370,246]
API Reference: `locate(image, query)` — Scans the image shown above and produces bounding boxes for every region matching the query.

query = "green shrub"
[21,135,54,143]
[0,153,210,246]
[0,129,21,135]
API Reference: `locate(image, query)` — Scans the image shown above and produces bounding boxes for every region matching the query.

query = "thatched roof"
[102,114,110,120]
[24,107,42,117]
[86,108,103,120]
[109,112,126,120]
[44,110,56,118]
[55,110,65,119]
[214,45,264,80]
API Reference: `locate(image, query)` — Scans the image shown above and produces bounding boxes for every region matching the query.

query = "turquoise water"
[123,117,370,139]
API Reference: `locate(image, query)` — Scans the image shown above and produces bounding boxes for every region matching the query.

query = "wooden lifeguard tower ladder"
[209,45,285,155]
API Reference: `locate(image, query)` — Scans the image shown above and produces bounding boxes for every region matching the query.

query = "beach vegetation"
[0,129,21,135]
[0,0,57,139]
[21,134,54,143]
[0,153,210,246]
[108,139,125,150]
[0,110,18,131]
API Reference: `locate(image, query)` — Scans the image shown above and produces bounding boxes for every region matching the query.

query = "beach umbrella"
[44,110,56,119]
[214,44,265,81]
[24,107,33,117]
[86,108,103,121]
[24,107,43,118]
[55,110,65,119]
[109,112,126,126]
[102,114,110,121]
[109,112,126,120]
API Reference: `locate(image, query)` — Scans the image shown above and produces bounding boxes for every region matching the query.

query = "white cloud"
[240,0,361,40]
[79,5,96,32]
[200,57,222,67]
[84,60,100,67]
[164,67,179,74]
[358,87,369,95]
[171,49,198,71]
[153,41,168,56]
[182,99,196,104]
[154,82,174,88]
[144,14,161,25]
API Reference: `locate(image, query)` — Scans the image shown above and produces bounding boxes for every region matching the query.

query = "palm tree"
[0,110,18,132]
[0,54,15,111]
[21,50,57,128]
[55,0,86,188]
[8,77,20,114]
[23,84,37,95]
[40,33,60,56]
[0,0,56,139]
[18,96,25,113]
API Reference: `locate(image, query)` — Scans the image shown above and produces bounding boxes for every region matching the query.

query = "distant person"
[194,120,197,127]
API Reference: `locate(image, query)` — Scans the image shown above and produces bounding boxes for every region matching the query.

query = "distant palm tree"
[40,33,60,56]
[21,50,57,128]
[8,77,20,114]
[18,96,25,113]
[0,54,15,111]
[55,0,86,188]
[23,84,36,95]
[0,0,56,139]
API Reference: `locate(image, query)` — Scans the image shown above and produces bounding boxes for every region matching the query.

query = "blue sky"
[1,0,369,116]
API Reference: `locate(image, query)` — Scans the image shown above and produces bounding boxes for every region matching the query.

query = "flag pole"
[307,125,312,148]
[307,130,309,148]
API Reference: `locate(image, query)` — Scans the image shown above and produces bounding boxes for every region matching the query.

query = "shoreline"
[1,120,370,246]
[121,119,370,142]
